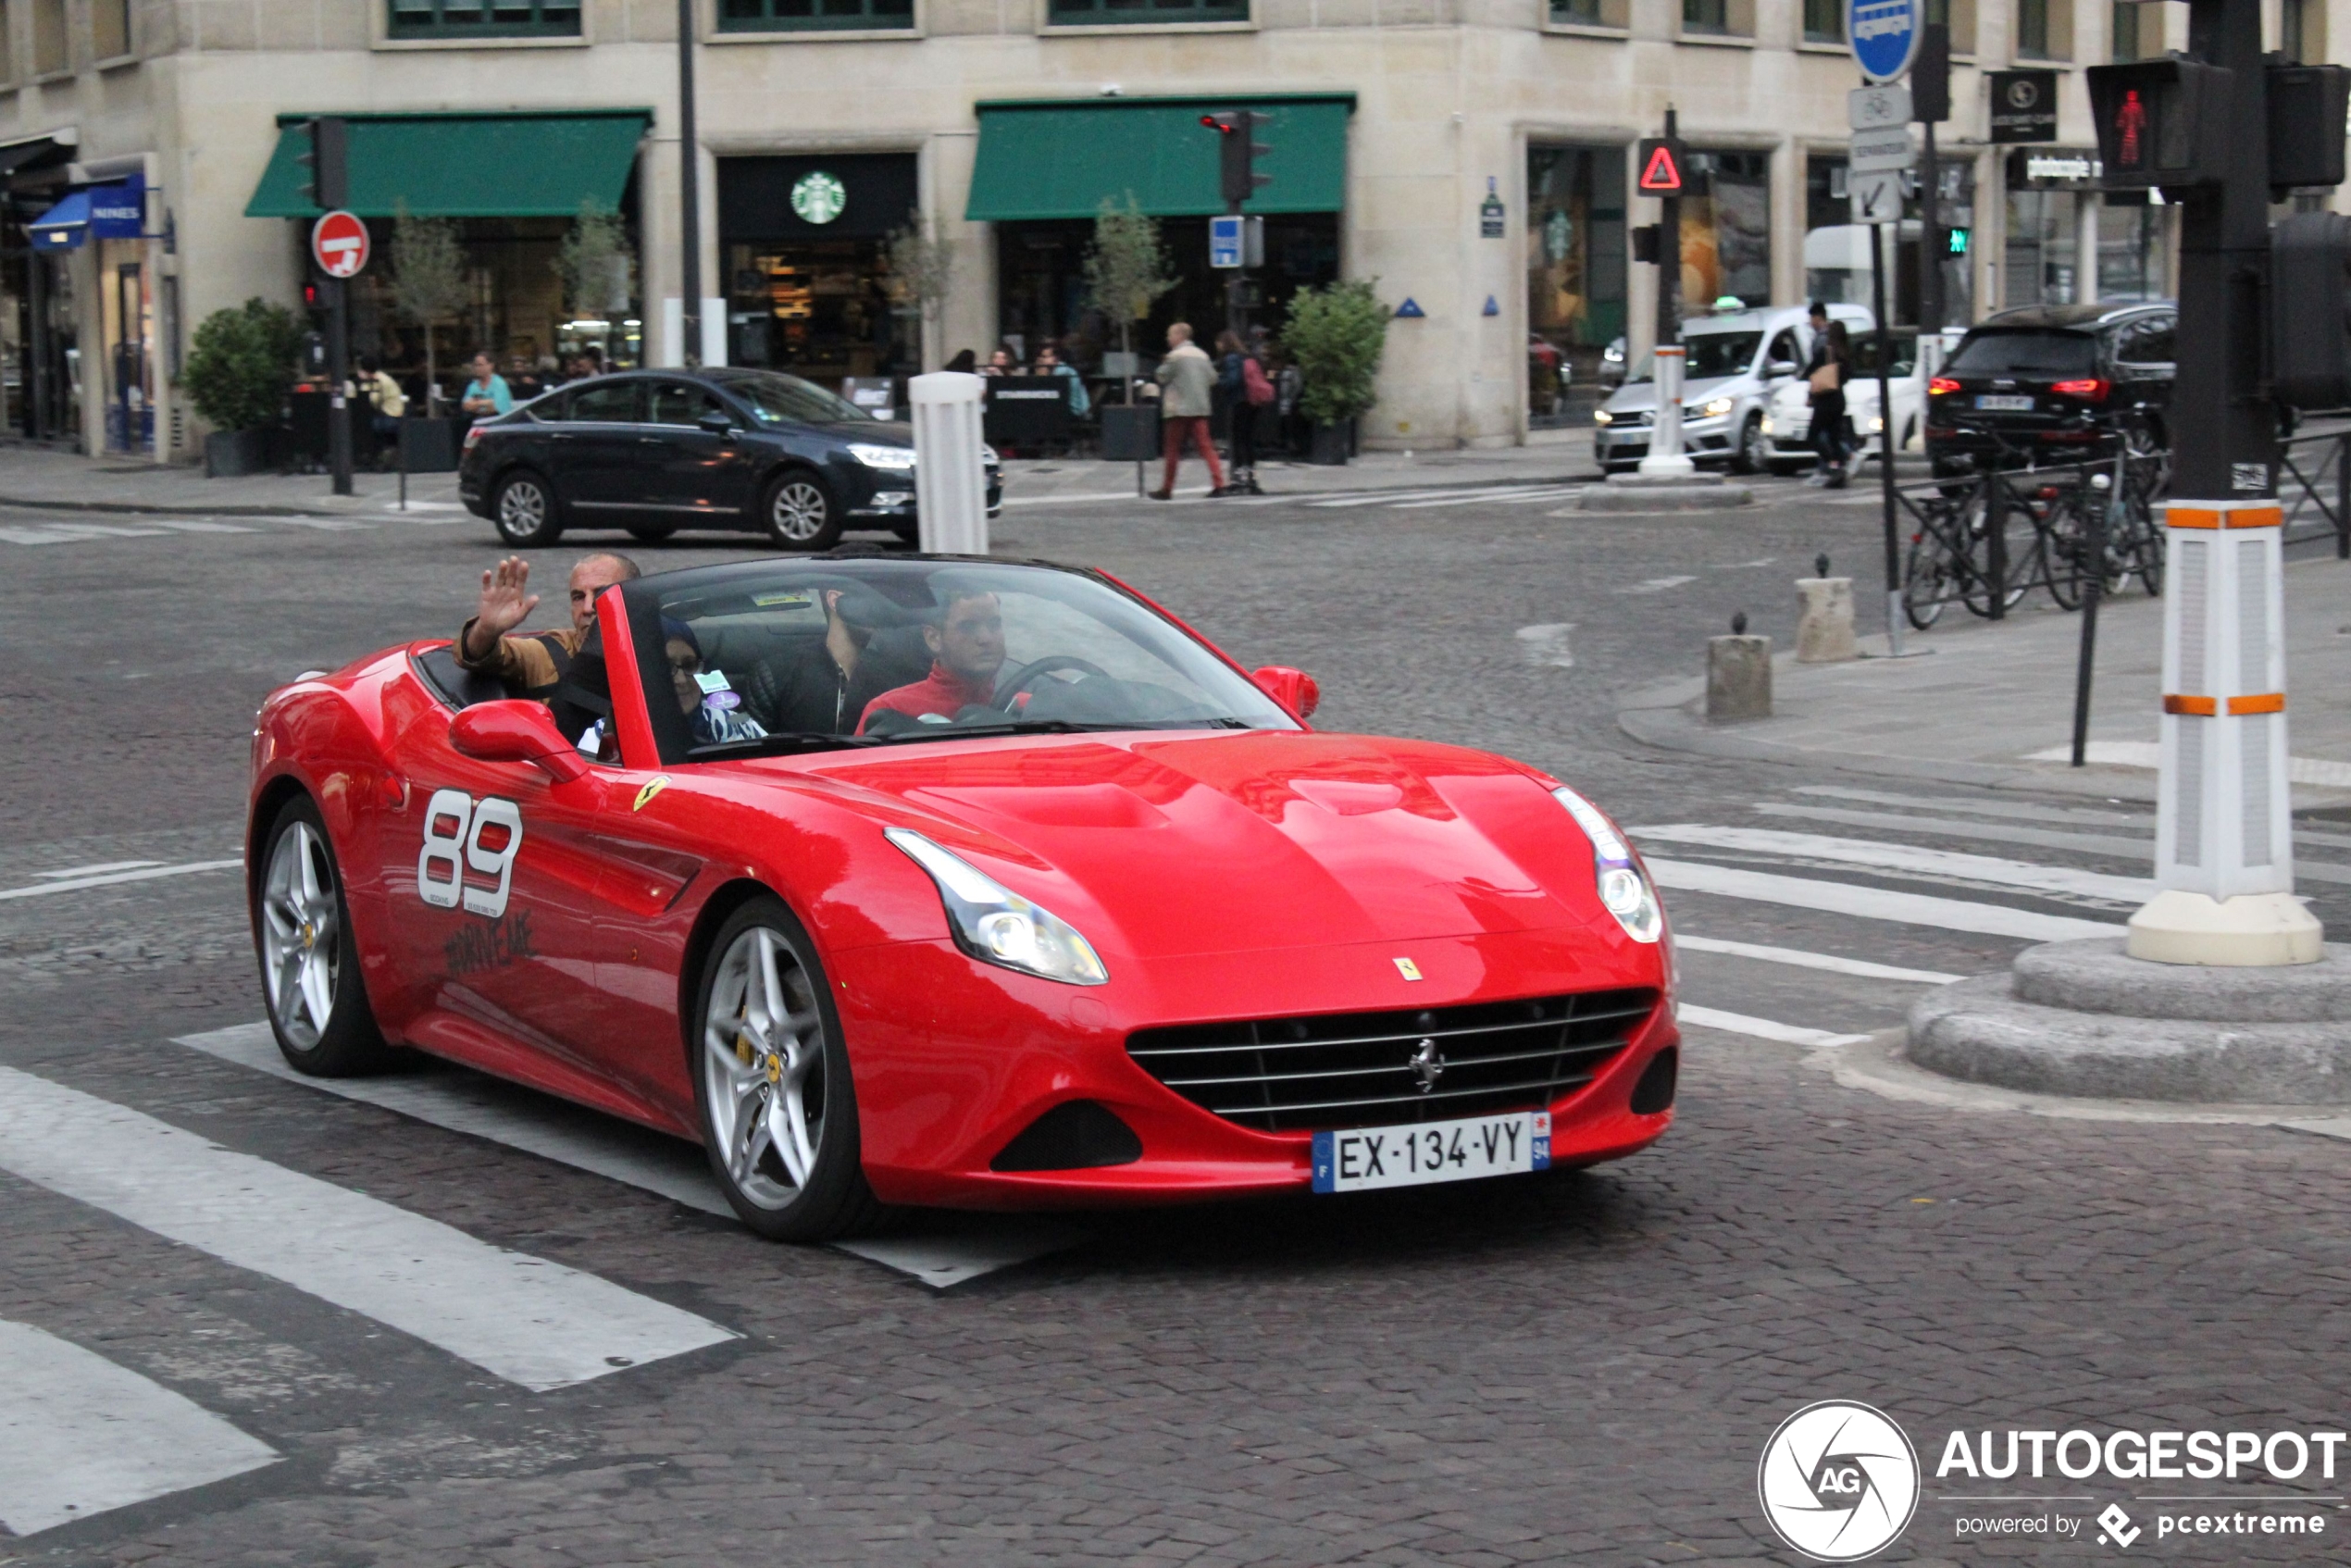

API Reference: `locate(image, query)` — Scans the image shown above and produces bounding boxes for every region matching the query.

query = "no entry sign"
[310,210,369,279]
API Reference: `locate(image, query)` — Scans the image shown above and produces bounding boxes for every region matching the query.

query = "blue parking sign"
[1847,0,1922,82]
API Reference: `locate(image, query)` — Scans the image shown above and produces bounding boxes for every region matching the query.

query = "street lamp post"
[677,0,702,367]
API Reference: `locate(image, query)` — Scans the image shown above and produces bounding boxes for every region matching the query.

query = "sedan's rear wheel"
[493,470,563,547]
[691,897,879,1240]
[255,798,390,1076]
[759,471,841,553]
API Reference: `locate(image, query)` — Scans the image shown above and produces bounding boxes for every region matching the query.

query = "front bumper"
[1596,415,1733,466]
[831,926,1677,1209]
[842,467,1007,523]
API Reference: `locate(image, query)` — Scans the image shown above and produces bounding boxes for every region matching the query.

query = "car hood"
[777,731,1607,959]
[1604,375,1745,415]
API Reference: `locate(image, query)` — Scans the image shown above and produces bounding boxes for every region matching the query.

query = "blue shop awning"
[30,176,144,251]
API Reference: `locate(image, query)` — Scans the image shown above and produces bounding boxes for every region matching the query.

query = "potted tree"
[391,203,471,469]
[186,298,302,478]
[1281,280,1389,465]
[887,214,956,388]
[1082,193,1176,464]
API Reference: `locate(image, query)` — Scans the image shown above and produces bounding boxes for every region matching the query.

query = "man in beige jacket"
[1151,323,1229,500]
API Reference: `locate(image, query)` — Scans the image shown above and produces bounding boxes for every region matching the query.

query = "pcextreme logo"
[1758,1400,1922,1562]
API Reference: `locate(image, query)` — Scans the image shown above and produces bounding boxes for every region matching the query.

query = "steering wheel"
[995,655,1113,707]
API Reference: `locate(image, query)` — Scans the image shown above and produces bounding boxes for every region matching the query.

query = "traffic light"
[1636,138,1686,195]
[2086,58,2231,191]
[1200,111,1271,210]
[298,116,348,212]
[2270,211,2351,408]
[2268,63,2351,193]
[1947,227,1971,256]
[1911,23,1950,124]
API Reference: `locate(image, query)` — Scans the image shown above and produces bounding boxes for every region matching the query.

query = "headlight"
[1550,786,1661,944]
[1695,396,1735,418]
[1593,409,1614,426]
[886,828,1109,985]
[1869,416,1885,432]
[849,442,917,470]
[1760,416,1774,434]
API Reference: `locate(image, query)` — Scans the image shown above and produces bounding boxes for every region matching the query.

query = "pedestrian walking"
[1151,323,1226,500]
[1213,330,1275,495]
[1802,305,1850,489]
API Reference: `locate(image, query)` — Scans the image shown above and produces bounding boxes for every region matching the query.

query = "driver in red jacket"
[858,588,1005,731]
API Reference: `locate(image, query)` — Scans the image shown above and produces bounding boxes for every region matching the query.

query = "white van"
[1593,303,1874,474]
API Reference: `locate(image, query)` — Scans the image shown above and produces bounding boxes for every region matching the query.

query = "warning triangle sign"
[1638,142,1684,193]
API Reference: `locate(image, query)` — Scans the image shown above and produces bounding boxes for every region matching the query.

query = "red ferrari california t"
[248,555,1677,1239]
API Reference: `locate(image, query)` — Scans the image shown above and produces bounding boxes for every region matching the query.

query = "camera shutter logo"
[791,171,848,226]
[1757,1401,1920,1562]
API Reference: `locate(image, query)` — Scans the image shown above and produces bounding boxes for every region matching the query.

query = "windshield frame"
[706,368,871,427]
[615,557,1304,766]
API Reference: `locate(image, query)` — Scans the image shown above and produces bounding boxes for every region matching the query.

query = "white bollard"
[1639,344,1696,479]
[2128,498,2324,965]
[911,371,989,555]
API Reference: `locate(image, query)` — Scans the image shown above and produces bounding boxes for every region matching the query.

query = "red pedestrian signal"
[2113,89,2147,170]
[1636,139,1685,195]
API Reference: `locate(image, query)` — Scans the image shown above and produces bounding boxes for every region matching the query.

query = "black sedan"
[458,368,1003,552]
[1924,301,2176,477]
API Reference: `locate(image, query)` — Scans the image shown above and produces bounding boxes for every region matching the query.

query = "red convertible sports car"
[248,554,1679,1239]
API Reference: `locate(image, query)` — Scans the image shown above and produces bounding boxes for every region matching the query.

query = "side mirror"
[450,700,591,783]
[1767,360,1798,379]
[1251,666,1322,721]
[697,410,737,437]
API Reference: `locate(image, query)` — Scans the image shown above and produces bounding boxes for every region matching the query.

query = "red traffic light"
[1636,139,1686,194]
[1200,114,1234,135]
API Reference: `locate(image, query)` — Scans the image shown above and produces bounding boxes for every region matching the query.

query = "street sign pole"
[1638,108,1693,479]
[306,118,354,498]
[1867,219,1904,657]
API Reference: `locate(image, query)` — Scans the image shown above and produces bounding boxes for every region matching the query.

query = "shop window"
[2016,0,2070,60]
[1684,151,1772,307]
[31,0,64,73]
[1550,0,1626,26]
[387,0,582,39]
[1802,0,1839,44]
[1680,0,1750,36]
[719,0,912,31]
[1526,144,1626,429]
[2108,1,2138,58]
[1046,0,1247,24]
[93,0,129,57]
[1924,0,1974,53]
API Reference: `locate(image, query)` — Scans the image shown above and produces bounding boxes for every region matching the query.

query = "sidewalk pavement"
[0,432,1600,519]
[1618,552,2351,808]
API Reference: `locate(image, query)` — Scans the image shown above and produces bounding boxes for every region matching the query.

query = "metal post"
[27,252,49,441]
[1870,220,1904,653]
[1638,107,1692,479]
[326,274,353,496]
[2071,454,2116,766]
[677,0,702,367]
[1659,108,1682,351]
[1920,123,1942,332]
[1985,466,2008,620]
[2337,429,2348,558]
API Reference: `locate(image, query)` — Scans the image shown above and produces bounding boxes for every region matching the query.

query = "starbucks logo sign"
[791,171,848,225]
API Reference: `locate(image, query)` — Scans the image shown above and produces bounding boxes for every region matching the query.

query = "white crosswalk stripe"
[0,1318,280,1536]
[0,1066,735,1390]
[1635,823,2152,903]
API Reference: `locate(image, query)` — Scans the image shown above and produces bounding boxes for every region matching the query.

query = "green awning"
[245,110,652,219]
[965,93,1352,222]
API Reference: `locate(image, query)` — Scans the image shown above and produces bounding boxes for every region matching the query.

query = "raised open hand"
[465,556,540,658]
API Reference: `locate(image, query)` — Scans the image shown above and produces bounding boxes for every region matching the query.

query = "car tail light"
[1928,377,1961,395]
[463,424,485,451]
[2050,378,2110,401]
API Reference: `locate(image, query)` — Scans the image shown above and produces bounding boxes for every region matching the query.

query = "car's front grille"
[1126,989,1659,1134]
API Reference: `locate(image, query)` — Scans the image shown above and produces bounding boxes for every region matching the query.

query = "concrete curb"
[0,492,382,518]
[1907,970,2351,1104]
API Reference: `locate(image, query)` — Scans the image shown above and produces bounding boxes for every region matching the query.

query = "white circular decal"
[1757,1400,1920,1562]
[791,171,848,226]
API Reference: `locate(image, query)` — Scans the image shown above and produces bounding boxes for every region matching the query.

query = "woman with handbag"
[1804,310,1852,490]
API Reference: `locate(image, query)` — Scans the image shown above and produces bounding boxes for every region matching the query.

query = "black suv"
[1924,301,2176,476]
[459,368,1002,553]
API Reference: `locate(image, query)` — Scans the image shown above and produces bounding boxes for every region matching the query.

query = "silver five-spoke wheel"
[760,472,840,552]
[702,925,828,1209]
[260,818,340,1051]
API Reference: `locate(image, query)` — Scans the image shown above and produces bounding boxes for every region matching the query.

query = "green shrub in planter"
[185,299,303,434]
[1281,279,1388,431]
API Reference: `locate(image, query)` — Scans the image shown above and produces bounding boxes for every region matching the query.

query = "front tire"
[254,797,391,1076]
[759,470,842,553]
[1730,414,1765,475]
[690,897,879,1240]
[492,470,563,547]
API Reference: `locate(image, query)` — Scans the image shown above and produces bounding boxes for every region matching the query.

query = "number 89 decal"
[417,789,525,919]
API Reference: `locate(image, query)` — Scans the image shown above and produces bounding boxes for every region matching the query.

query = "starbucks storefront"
[719,154,917,388]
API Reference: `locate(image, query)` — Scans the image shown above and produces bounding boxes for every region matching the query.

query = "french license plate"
[1312,1111,1549,1194]
[1975,393,2034,411]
